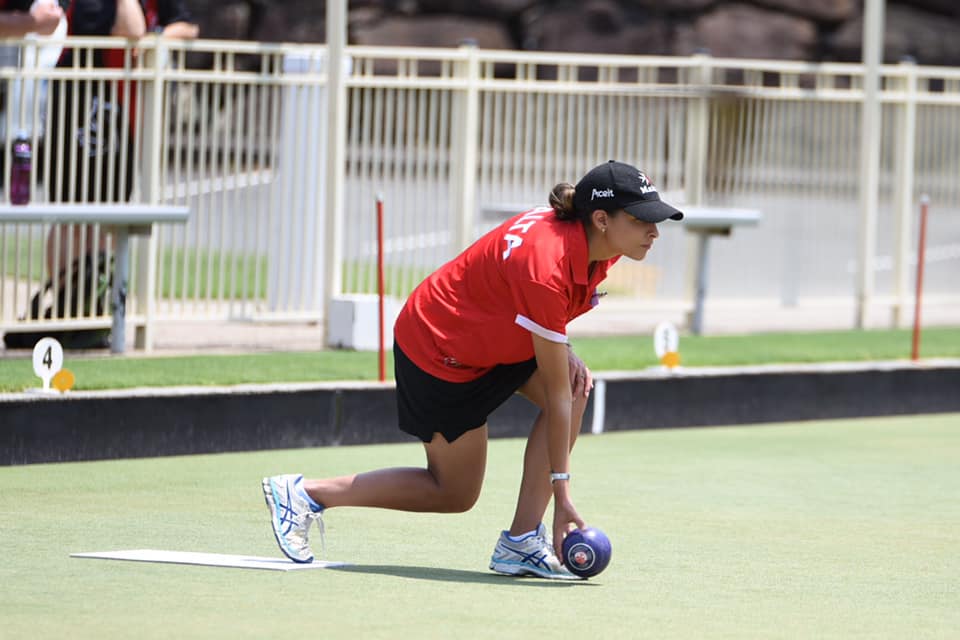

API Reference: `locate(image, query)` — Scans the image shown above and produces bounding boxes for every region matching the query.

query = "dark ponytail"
[549,182,578,221]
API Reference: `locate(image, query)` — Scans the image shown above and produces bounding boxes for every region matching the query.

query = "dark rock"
[352,14,514,75]
[248,1,327,43]
[350,6,387,30]
[180,0,960,68]
[626,0,719,12]
[903,0,960,18]
[750,0,856,23]
[829,3,960,65]
[352,14,514,49]
[678,3,817,60]
[194,2,250,40]
[413,0,537,17]
[527,0,671,56]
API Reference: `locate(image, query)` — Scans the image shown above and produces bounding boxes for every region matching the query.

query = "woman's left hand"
[567,346,593,398]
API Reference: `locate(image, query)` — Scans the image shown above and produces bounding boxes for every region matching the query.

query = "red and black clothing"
[60,0,193,57]
[395,207,617,383]
[0,0,37,13]
[47,0,194,203]
[393,208,616,443]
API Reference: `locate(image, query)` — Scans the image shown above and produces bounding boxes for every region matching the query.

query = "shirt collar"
[570,222,590,285]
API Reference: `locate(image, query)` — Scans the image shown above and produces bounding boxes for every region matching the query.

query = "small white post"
[684,53,711,332]
[323,0,348,339]
[684,52,711,209]
[590,379,606,435]
[856,0,885,329]
[452,41,480,252]
[892,57,917,328]
[135,38,169,351]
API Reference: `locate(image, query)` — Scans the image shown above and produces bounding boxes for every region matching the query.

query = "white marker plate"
[71,549,348,571]
[653,321,679,358]
[32,337,63,390]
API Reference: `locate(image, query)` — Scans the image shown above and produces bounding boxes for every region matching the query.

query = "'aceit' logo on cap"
[591,188,614,200]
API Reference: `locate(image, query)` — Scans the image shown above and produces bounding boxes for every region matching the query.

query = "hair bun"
[549,183,577,220]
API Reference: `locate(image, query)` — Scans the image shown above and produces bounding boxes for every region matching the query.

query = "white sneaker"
[262,474,324,563]
[489,523,580,580]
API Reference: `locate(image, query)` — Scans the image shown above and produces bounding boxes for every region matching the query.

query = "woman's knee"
[437,482,481,513]
[521,370,591,412]
[424,428,487,513]
[426,465,483,513]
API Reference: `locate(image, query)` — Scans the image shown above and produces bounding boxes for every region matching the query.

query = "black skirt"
[393,342,537,444]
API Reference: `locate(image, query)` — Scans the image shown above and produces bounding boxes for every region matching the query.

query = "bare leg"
[302,426,488,514]
[508,370,587,536]
[45,225,110,283]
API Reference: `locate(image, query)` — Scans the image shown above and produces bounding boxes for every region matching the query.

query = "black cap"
[573,160,683,223]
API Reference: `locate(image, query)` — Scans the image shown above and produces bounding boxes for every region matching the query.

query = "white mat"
[71,549,348,571]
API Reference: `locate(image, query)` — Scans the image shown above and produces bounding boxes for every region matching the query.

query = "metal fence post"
[451,41,480,251]
[856,0,885,328]
[684,52,711,208]
[684,52,711,334]
[892,57,918,328]
[271,51,328,315]
[323,0,348,340]
[134,38,168,351]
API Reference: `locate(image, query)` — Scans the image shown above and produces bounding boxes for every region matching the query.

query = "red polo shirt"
[394,207,619,382]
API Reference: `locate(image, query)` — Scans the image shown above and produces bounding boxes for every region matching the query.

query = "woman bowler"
[262,160,683,579]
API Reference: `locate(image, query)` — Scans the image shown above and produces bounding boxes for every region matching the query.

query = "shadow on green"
[330,563,595,587]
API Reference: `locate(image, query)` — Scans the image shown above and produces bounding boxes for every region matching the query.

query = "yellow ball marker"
[660,351,681,369]
[52,368,76,392]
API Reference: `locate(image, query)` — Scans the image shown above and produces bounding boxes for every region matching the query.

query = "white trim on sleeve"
[515,314,568,344]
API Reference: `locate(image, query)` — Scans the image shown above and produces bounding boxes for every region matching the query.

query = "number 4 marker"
[32,337,64,392]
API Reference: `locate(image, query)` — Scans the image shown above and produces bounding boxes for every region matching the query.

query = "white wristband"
[550,472,570,483]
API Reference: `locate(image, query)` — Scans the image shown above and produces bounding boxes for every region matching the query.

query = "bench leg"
[110,228,130,354]
[689,232,710,336]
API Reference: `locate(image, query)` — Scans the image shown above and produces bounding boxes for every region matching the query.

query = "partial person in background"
[0,0,63,37]
[39,0,145,349]
[0,0,141,350]
[46,0,197,256]
[142,0,196,39]
[0,0,65,158]
[261,160,684,579]
[42,0,196,348]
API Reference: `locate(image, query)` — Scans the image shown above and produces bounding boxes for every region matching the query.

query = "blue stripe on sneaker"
[264,477,313,563]
[499,544,550,569]
[274,478,300,535]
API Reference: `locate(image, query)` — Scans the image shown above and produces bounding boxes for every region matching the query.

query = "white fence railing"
[1,38,958,348]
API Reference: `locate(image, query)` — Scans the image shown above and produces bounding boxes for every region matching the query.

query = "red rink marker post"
[376,194,387,382]
[911,195,930,361]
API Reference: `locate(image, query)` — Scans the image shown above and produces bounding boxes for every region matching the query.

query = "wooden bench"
[0,204,189,353]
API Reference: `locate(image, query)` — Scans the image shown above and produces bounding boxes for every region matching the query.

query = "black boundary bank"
[2,362,959,465]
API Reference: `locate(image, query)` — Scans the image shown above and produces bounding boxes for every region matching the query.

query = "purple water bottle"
[10,132,31,205]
